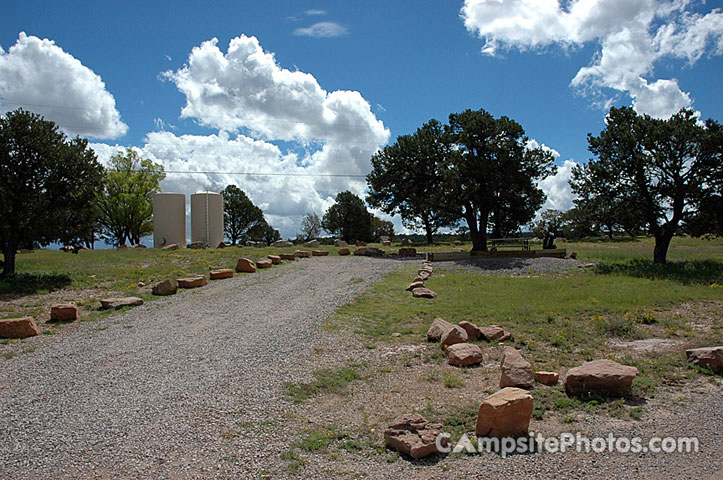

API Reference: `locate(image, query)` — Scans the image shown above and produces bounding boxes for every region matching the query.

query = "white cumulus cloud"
[461,0,723,118]
[0,32,127,139]
[538,159,578,212]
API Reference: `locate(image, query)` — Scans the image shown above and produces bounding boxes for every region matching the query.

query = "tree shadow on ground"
[0,273,72,299]
[452,258,531,271]
[595,259,723,285]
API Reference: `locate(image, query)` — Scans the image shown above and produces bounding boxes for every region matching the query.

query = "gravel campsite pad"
[435,256,584,276]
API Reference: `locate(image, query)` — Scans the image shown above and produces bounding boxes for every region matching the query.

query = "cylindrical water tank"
[191,192,224,247]
[153,193,186,248]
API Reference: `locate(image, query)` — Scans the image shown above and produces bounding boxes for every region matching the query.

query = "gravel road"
[0,256,403,479]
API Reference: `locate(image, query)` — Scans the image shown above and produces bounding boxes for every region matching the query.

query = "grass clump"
[284,363,361,403]
[297,428,345,452]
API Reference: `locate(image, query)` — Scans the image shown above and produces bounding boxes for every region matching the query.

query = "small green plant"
[283,363,361,403]
[443,371,465,389]
[595,315,642,338]
[280,448,306,473]
[298,428,345,452]
[629,407,644,420]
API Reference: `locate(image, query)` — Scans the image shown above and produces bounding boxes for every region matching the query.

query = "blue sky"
[2,1,722,239]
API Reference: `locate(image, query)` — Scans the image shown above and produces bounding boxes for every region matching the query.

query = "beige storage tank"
[153,193,186,248]
[191,192,224,248]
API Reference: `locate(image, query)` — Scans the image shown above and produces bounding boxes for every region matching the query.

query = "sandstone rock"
[236,258,257,273]
[209,269,234,280]
[303,240,320,247]
[459,321,482,341]
[100,297,144,310]
[161,243,179,250]
[50,304,78,322]
[312,250,329,256]
[271,240,294,247]
[398,247,417,257]
[412,287,437,298]
[280,253,297,261]
[400,238,412,246]
[475,387,534,438]
[406,280,425,291]
[355,240,367,247]
[426,317,455,341]
[441,326,468,347]
[383,240,392,246]
[268,255,282,265]
[447,343,483,367]
[479,325,512,342]
[417,270,431,281]
[412,276,426,283]
[384,414,447,459]
[0,317,40,338]
[188,242,206,249]
[353,247,385,256]
[256,259,272,269]
[294,250,312,258]
[534,371,559,385]
[563,359,639,396]
[334,239,348,247]
[152,279,178,296]
[500,347,534,388]
[245,241,255,247]
[176,276,207,289]
[685,346,723,372]
[338,248,351,256]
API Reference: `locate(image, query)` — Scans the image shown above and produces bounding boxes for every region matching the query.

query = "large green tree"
[574,107,722,263]
[96,148,165,246]
[0,109,104,275]
[442,109,556,251]
[322,191,373,242]
[221,185,267,245]
[367,119,457,244]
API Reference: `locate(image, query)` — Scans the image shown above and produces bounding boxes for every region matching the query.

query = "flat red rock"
[256,259,272,268]
[312,250,329,256]
[100,297,145,310]
[51,303,78,322]
[279,254,297,261]
[0,317,40,338]
[267,255,282,264]
[236,258,257,272]
[209,269,234,280]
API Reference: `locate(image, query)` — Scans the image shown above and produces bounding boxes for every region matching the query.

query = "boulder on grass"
[271,240,294,247]
[417,270,431,281]
[334,239,348,247]
[499,347,534,388]
[100,297,144,310]
[188,242,206,250]
[51,304,78,322]
[441,326,468,348]
[685,346,723,372]
[303,240,320,247]
[354,247,385,256]
[355,240,367,247]
[0,317,40,338]
[294,250,312,258]
[176,276,207,289]
[459,321,482,341]
[236,258,256,273]
[268,255,282,265]
[400,238,412,246]
[152,279,178,296]
[479,325,512,342]
[338,248,351,256]
[534,371,559,385]
[426,317,454,342]
[412,287,437,299]
[398,247,417,257]
[279,254,297,261]
[406,280,425,291]
[447,343,483,367]
[256,259,272,269]
[209,269,234,280]
[563,359,639,396]
[475,387,533,438]
[384,414,447,459]
[312,250,329,256]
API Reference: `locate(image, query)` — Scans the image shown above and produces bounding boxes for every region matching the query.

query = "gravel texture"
[0,256,403,479]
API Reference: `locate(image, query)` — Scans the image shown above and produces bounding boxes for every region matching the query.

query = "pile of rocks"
[407,262,437,298]
[426,317,512,368]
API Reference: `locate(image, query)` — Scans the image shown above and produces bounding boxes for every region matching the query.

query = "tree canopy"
[572,107,722,263]
[322,191,373,242]
[442,109,556,250]
[0,108,104,275]
[221,185,268,245]
[367,119,457,244]
[96,148,166,246]
[300,212,322,241]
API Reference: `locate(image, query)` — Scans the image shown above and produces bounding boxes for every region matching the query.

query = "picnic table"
[488,238,530,251]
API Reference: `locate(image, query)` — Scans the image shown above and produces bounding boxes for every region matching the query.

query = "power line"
[161,170,367,178]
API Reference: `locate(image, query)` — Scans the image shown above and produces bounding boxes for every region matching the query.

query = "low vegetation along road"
[0,256,402,478]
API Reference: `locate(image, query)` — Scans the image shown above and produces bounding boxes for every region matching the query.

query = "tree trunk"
[653,231,674,264]
[423,217,434,245]
[468,209,489,252]
[2,241,18,276]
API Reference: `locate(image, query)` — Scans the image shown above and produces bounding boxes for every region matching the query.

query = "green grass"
[297,427,346,451]
[283,363,362,403]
